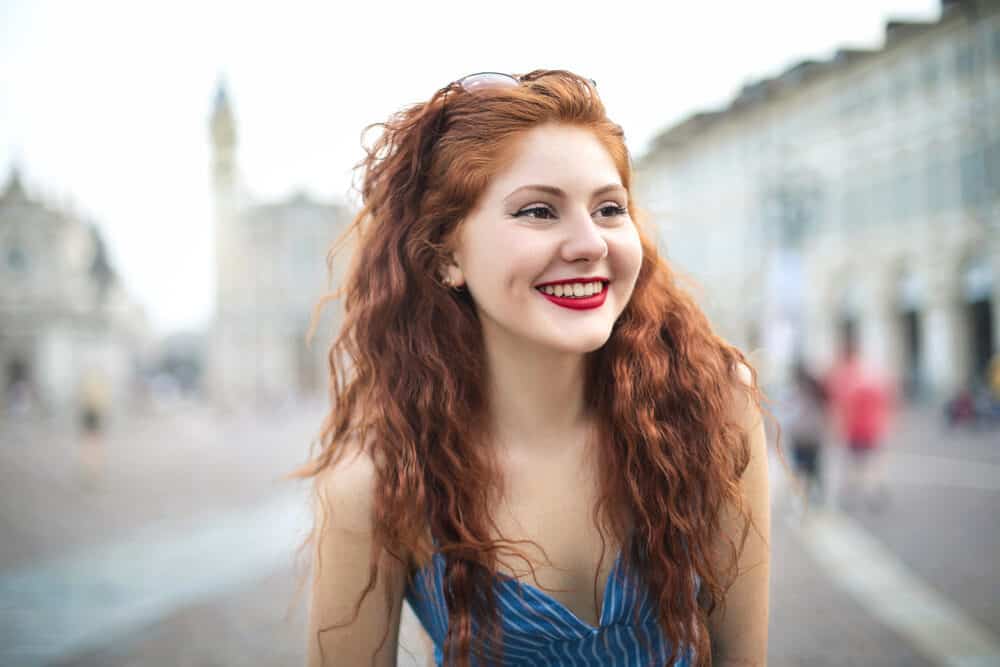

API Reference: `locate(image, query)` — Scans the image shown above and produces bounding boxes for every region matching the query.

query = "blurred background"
[1,0,998,665]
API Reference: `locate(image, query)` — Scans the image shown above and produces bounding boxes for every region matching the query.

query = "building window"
[839,186,854,229]
[960,146,988,209]
[860,84,877,115]
[6,246,27,271]
[838,92,857,117]
[872,176,890,226]
[895,168,921,223]
[922,55,939,89]
[839,82,876,118]
[989,137,1000,200]
[892,68,909,105]
[927,157,958,213]
[842,182,870,229]
[955,42,975,78]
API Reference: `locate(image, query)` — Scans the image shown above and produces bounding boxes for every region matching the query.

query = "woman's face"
[446,123,643,355]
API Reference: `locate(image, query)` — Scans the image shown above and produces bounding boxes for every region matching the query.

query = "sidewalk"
[771,406,1000,664]
[0,490,310,666]
[0,399,324,570]
[0,398,423,666]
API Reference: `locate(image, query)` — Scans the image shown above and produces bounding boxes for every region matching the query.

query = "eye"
[513,204,556,220]
[596,203,629,218]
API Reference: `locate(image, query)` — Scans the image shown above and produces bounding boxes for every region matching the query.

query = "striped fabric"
[404,549,697,666]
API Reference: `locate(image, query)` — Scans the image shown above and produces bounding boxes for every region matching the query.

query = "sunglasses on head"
[452,71,598,94]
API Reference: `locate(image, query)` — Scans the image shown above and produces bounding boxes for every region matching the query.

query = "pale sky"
[0,0,940,335]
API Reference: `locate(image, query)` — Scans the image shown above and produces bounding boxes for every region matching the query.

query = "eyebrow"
[503,183,627,203]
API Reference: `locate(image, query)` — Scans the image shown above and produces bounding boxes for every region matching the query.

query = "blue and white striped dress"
[404,549,697,665]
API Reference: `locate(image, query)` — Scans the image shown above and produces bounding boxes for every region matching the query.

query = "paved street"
[1,403,997,666]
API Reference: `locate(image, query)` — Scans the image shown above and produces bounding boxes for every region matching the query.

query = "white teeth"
[538,281,605,298]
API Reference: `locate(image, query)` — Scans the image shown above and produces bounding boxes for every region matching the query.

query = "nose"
[560,208,609,263]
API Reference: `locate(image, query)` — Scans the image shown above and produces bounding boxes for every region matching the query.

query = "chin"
[541,330,612,355]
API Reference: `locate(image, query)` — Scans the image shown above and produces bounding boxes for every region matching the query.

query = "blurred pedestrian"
[826,338,895,512]
[944,384,976,428]
[990,353,1000,400]
[785,360,828,511]
[6,378,33,416]
[988,352,1000,419]
[78,370,110,489]
[3,360,37,417]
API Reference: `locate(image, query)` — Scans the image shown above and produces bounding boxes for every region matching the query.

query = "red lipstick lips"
[535,279,609,311]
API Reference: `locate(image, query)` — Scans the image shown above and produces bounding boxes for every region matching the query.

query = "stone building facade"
[208,85,350,410]
[634,1,1000,401]
[0,169,150,423]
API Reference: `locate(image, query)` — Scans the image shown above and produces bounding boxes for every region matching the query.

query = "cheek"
[610,229,643,279]
[466,231,534,293]
[488,235,549,288]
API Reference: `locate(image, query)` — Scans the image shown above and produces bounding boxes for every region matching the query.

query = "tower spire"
[209,77,237,192]
[2,164,27,201]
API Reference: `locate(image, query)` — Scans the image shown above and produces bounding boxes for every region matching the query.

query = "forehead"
[488,124,623,194]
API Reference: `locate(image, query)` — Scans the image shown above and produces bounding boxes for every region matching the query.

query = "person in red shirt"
[825,338,895,511]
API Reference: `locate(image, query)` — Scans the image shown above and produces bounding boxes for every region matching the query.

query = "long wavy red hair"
[295,69,770,666]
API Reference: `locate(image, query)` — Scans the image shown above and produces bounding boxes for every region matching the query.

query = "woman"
[785,360,828,510]
[298,70,770,666]
[78,369,109,489]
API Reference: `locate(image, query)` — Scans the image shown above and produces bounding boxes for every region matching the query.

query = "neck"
[482,329,592,454]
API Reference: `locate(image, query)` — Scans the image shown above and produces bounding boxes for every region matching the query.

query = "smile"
[534,281,609,310]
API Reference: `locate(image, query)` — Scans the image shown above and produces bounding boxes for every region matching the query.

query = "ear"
[443,257,465,288]
[438,220,469,288]
[441,246,465,288]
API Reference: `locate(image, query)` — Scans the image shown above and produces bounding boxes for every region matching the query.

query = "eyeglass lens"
[457,72,520,93]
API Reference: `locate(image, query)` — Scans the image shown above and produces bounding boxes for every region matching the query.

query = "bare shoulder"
[705,360,771,663]
[313,440,378,535]
[307,439,404,667]
[727,360,763,434]
[733,359,754,389]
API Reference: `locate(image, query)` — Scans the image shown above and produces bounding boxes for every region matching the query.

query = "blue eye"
[514,205,556,220]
